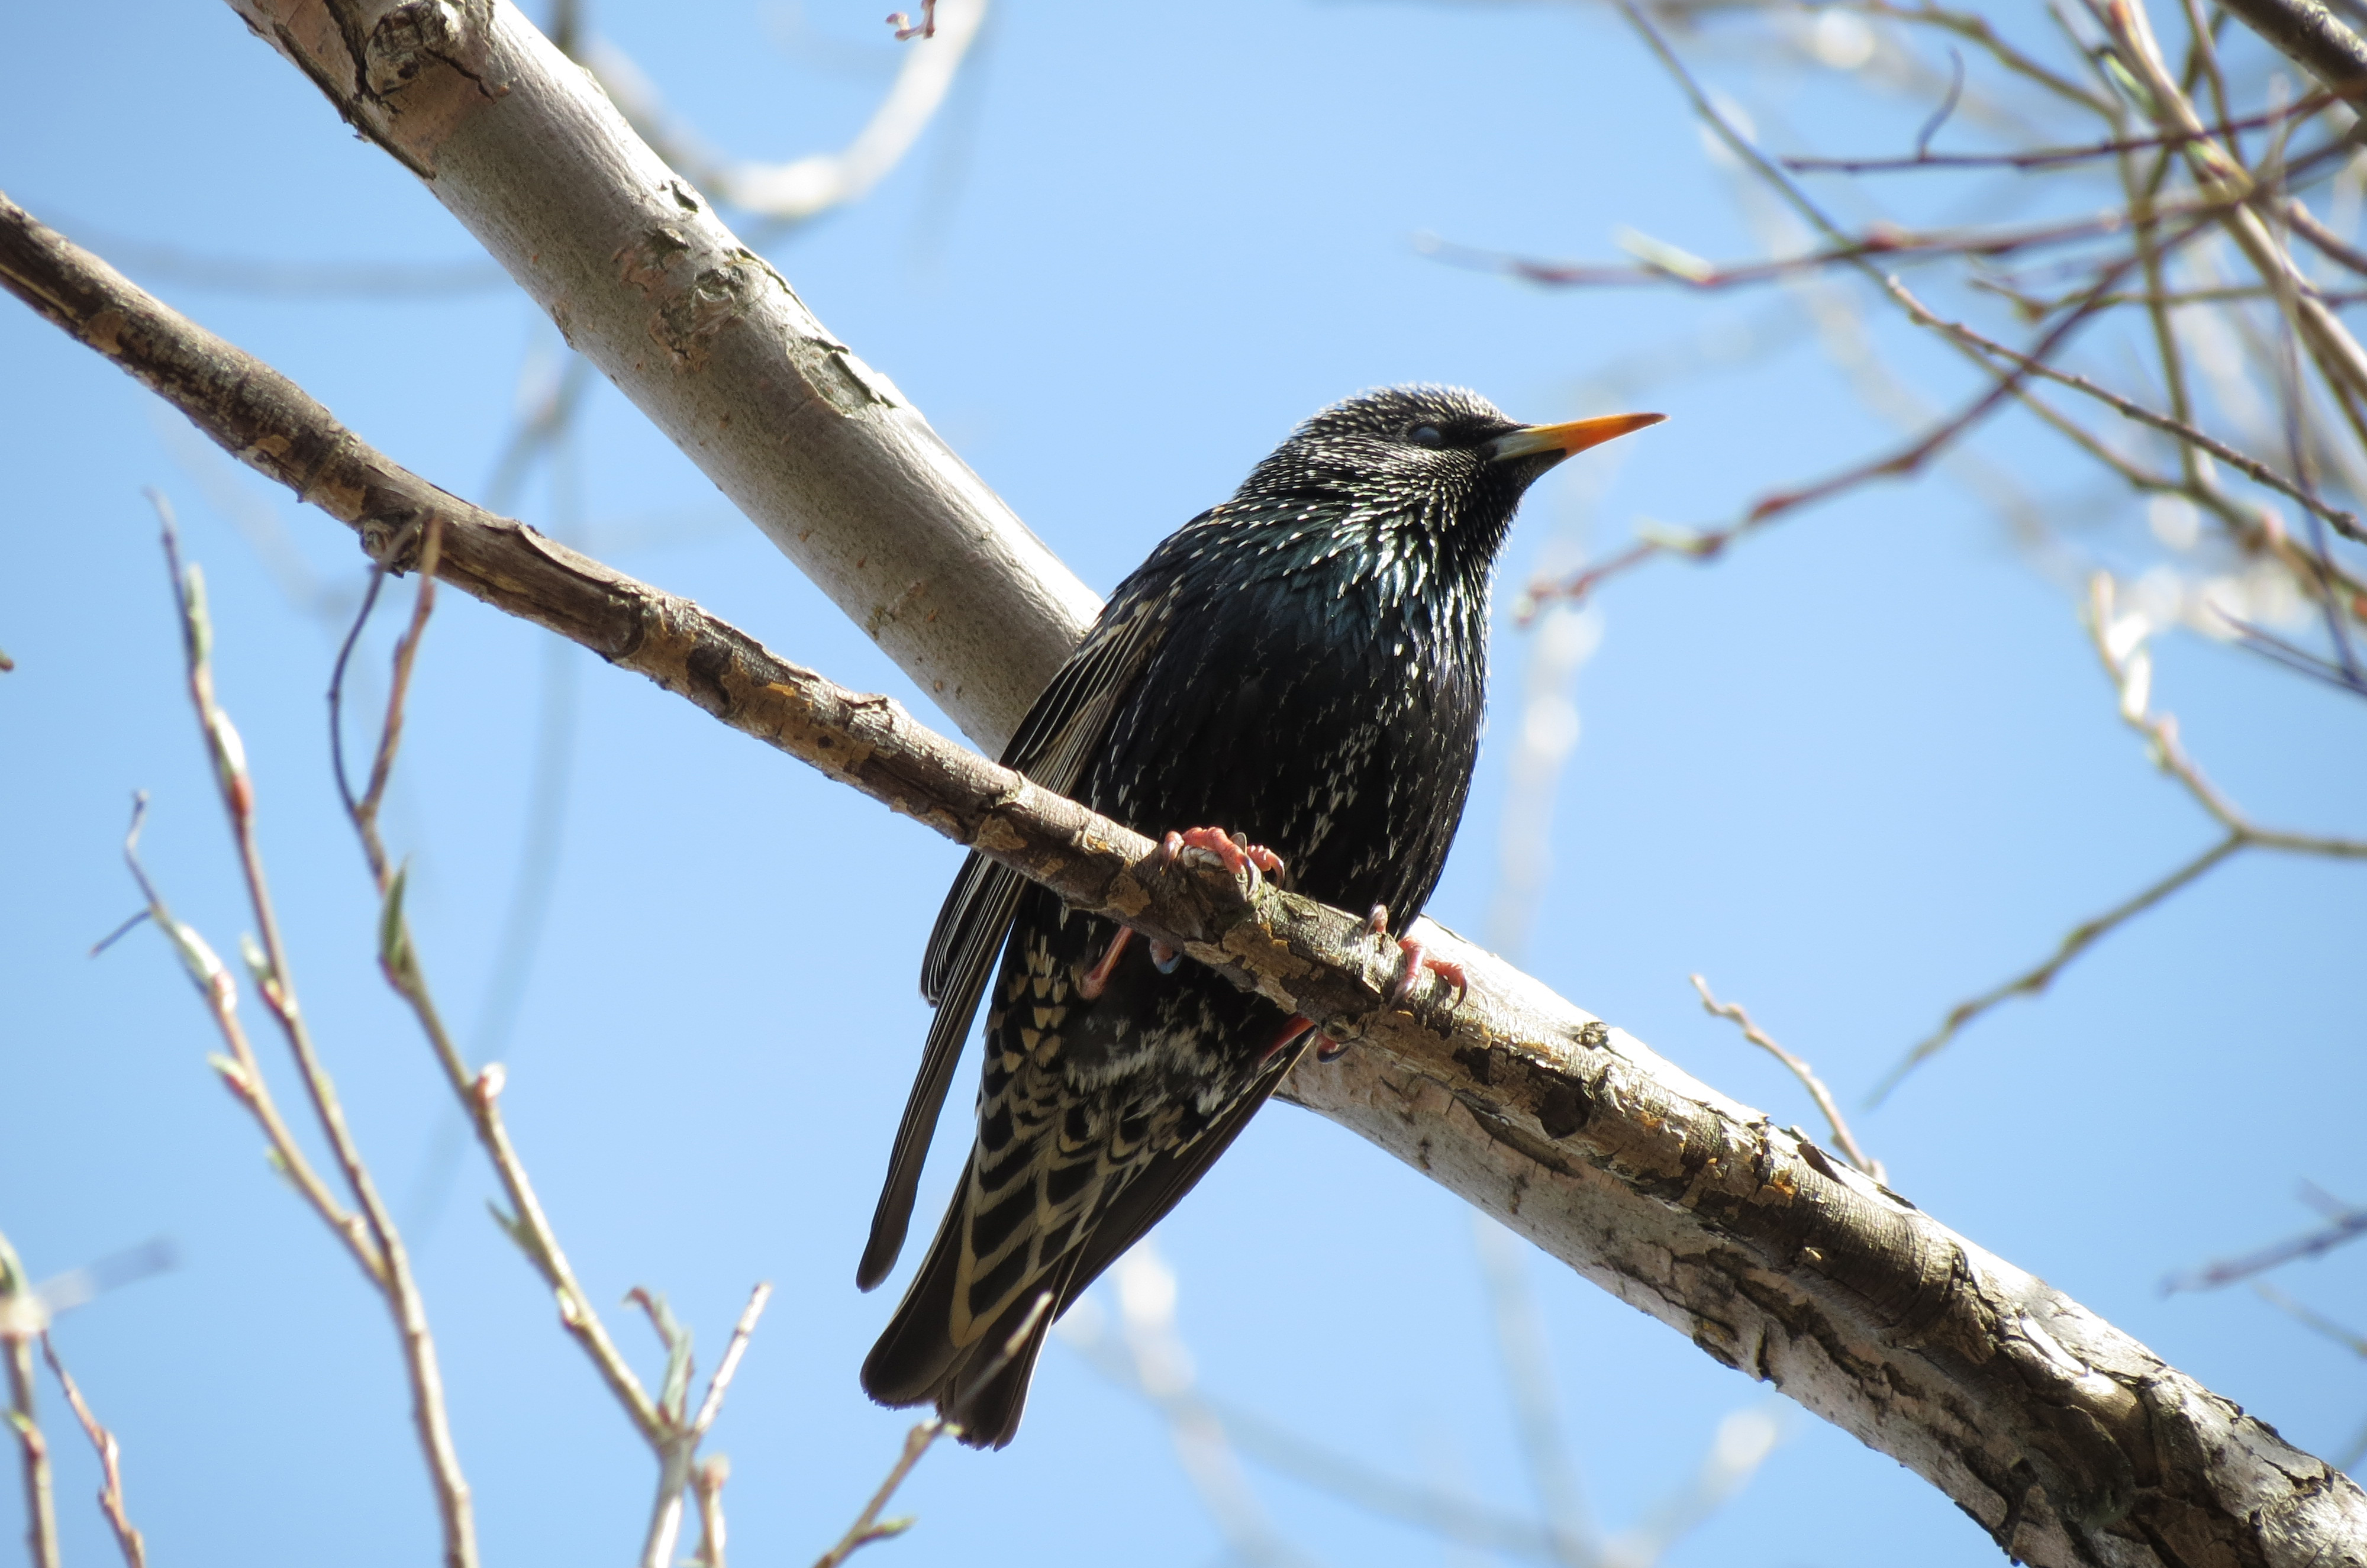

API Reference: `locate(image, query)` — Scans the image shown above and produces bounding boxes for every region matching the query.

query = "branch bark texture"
[8,192,2363,1568]
[220,0,1096,753]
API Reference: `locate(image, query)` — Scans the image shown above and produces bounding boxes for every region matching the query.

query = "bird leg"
[1260,1015,1315,1066]
[1077,925,1134,1001]
[1260,1014,1344,1066]
[1159,827,1286,892]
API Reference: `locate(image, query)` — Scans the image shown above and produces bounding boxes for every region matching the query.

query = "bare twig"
[1886,276,2367,545]
[2254,1283,2367,1356]
[1428,135,2352,296]
[1691,976,1886,1183]
[0,1231,59,1568]
[37,1335,146,1568]
[321,537,774,1563]
[639,1283,773,1568]
[2163,1190,2367,1291]
[1878,575,2367,1098]
[150,502,478,1568]
[691,1283,772,1440]
[811,1419,949,1568]
[1877,831,2242,1101]
[324,551,667,1452]
[109,791,381,1275]
[1845,0,2116,111]
[1784,86,2348,172]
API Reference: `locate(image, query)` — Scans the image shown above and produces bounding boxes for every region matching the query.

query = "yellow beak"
[1486,412,1667,464]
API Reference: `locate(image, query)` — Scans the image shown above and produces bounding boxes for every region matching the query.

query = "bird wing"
[857,590,1175,1290]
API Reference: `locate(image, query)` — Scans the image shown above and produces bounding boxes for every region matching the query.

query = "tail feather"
[861,1180,1069,1448]
[860,1188,968,1406]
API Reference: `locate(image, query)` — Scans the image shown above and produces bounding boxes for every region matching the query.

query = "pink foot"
[1391,937,1470,1011]
[1160,827,1286,892]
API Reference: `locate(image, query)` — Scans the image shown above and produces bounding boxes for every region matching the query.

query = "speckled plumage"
[858,386,1603,1447]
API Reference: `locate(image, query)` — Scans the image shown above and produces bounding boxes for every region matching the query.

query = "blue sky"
[4,2,2363,1565]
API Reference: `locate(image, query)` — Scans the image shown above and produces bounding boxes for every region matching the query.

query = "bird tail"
[859,1179,1071,1450]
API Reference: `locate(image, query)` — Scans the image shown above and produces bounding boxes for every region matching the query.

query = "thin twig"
[2162,1195,2367,1291]
[152,500,476,1568]
[1876,573,2367,1098]
[108,790,383,1279]
[811,1419,950,1568]
[1691,976,1886,1183]
[2254,1283,2367,1356]
[1432,135,2354,294]
[1844,0,2115,111]
[639,1283,773,1568]
[37,1335,146,1568]
[692,1283,772,1438]
[0,1232,59,1568]
[1785,85,2345,170]
[1886,275,2367,544]
[1875,831,2244,1102]
[325,535,670,1454]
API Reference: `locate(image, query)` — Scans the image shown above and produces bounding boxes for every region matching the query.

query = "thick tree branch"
[2209,0,2367,114]
[9,193,2365,1568]
[217,0,1095,753]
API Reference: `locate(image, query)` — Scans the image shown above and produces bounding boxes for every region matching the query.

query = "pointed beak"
[1485,412,1667,465]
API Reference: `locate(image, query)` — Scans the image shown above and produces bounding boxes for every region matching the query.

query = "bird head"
[1240,386,1664,570]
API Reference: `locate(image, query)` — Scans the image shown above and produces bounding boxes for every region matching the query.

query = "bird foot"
[1160,827,1286,893]
[1078,925,1134,1001]
[1389,937,1470,1011]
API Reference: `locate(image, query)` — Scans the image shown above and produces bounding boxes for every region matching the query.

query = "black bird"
[858,386,1662,1447]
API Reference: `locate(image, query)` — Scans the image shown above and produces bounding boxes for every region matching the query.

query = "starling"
[857,386,1662,1447]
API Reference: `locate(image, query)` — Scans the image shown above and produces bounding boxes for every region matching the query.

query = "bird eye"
[1407,424,1446,449]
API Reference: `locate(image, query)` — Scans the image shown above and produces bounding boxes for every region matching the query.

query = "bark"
[9,190,2364,1568]
[215,0,1096,754]
[2207,0,2367,111]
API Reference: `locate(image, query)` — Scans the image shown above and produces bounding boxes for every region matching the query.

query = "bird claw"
[1149,939,1181,974]
[1160,827,1286,893]
[1390,937,1470,1011]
